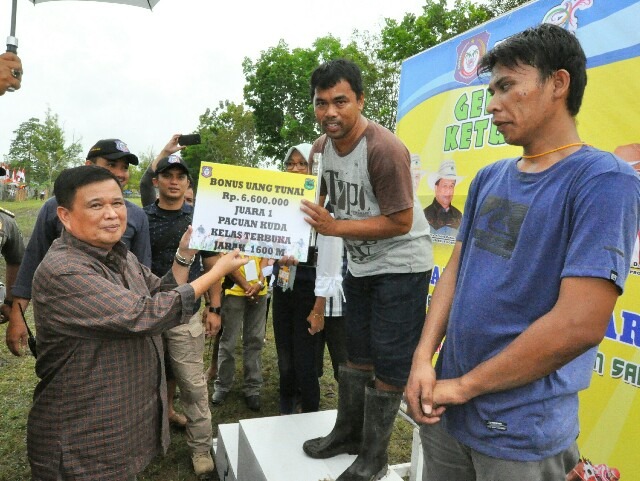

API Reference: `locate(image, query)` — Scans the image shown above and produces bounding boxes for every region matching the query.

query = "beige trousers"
[164,312,212,453]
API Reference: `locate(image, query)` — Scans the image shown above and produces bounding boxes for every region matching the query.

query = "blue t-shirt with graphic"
[438,146,640,461]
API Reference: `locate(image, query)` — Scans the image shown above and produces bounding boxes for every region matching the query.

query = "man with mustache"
[6,139,152,356]
[299,59,433,481]
[26,165,247,480]
[405,24,640,480]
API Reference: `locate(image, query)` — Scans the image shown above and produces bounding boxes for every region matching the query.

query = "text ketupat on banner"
[396,0,640,474]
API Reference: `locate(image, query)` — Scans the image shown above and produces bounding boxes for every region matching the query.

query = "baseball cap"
[86,139,139,165]
[155,154,191,177]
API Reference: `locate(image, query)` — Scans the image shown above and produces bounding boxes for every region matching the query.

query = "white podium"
[216,422,240,481]
[215,410,405,481]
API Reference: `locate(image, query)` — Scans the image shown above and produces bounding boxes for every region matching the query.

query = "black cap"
[86,139,139,165]
[155,154,191,177]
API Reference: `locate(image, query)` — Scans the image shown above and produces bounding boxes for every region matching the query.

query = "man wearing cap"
[5,139,152,356]
[423,159,463,237]
[0,167,25,325]
[139,134,186,207]
[143,153,218,478]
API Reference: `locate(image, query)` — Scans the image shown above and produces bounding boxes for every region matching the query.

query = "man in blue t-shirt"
[406,24,640,480]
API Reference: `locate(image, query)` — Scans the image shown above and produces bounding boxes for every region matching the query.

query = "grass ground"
[0,199,414,480]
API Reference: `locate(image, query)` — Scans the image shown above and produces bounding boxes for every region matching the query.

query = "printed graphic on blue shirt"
[473,195,528,259]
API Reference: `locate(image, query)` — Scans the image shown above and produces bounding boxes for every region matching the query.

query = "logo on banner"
[542,0,594,33]
[201,165,213,178]
[454,31,490,85]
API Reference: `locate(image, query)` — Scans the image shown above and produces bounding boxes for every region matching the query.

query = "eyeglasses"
[285,161,308,170]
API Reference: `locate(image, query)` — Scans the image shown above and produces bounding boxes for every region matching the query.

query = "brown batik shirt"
[27,230,195,480]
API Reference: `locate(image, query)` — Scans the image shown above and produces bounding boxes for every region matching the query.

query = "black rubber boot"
[336,386,402,481]
[302,365,373,459]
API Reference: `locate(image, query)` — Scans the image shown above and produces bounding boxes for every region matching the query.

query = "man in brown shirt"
[300,59,433,481]
[27,165,246,480]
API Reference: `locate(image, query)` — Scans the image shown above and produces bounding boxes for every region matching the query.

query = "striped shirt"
[28,230,194,480]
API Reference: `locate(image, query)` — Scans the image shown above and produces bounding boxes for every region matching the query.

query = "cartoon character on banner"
[543,0,593,32]
[566,457,620,481]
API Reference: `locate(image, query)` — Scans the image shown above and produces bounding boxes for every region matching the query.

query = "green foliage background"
[3,0,530,184]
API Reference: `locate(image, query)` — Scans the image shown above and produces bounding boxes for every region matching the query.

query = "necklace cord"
[522,142,588,160]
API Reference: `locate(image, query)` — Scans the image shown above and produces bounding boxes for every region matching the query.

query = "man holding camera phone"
[139,133,200,207]
[140,133,219,478]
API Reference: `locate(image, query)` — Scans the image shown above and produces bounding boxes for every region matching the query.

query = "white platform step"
[216,422,239,481]
[216,410,405,481]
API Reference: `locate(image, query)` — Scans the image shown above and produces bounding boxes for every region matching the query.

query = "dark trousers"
[315,315,347,381]
[272,280,320,413]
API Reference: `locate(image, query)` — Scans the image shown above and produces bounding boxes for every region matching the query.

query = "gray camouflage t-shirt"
[314,121,433,277]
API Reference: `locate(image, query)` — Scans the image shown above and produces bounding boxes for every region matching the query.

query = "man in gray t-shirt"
[300,59,433,481]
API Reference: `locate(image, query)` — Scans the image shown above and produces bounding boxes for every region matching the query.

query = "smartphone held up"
[178,134,201,146]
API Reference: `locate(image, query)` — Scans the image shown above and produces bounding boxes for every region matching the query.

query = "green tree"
[379,0,531,63]
[126,147,155,193]
[351,30,401,132]
[242,40,320,163]
[5,108,83,190]
[379,0,493,63]
[4,117,41,181]
[489,0,532,16]
[182,100,260,178]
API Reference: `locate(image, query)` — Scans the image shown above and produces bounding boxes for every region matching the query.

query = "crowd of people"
[2,22,640,481]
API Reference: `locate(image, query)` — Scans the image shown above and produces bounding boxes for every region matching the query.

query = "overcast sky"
[1,0,425,162]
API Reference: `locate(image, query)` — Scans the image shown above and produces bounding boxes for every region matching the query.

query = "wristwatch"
[209,306,222,315]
